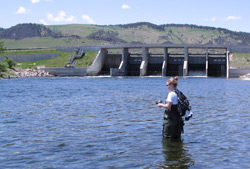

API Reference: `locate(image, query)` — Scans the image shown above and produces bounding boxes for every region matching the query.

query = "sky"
[1,0,250,33]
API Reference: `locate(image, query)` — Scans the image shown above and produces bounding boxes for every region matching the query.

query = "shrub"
[4,56,16,69]
[0,62,7,76]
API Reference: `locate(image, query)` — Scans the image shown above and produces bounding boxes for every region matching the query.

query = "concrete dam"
[86,44,228,77]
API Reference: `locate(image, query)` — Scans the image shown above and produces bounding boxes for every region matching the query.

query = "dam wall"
[40,68,87,76]
[3,45,249,77]
[228,69,250,78]
[56,46,100,52]
[89,45,229,77]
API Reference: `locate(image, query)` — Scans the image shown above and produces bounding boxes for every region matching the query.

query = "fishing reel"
[155,100,163,104]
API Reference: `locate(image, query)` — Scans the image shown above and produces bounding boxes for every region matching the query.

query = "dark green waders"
[162,105,184,139]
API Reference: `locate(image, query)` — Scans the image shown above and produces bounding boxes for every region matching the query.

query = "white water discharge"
[188,70,206,77]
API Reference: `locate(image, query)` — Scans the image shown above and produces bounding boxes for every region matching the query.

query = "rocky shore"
[1,68,53,79]
[240,73,250,80]
[14,68,53,77]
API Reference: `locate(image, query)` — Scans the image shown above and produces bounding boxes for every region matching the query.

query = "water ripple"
[0,77,249,168]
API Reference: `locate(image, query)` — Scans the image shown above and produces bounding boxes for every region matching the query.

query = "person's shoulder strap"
[174,89,181,96]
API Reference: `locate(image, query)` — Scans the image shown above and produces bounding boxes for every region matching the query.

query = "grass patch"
[230,53,250,69]
[11,50,98,69]
[75,51,97,68]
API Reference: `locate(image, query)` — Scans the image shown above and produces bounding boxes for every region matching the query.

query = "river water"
[0,77,249,169]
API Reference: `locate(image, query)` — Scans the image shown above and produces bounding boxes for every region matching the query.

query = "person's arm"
[158,101,172,110]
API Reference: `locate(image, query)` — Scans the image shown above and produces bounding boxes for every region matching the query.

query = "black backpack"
[174,89,190,116]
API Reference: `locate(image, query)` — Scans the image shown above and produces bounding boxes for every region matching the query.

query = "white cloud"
[65,16,75,22]
[210,17,217,22]
[16,6,28,14]
[82,15,96,24]
[225,16,241,21]
[40,19,48,25]
[31,0,40,4]
[47,11,76,22]
[31,0,53,3]
[121,4,130,9]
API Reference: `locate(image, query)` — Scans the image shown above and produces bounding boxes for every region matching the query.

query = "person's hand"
[158,103,163,107]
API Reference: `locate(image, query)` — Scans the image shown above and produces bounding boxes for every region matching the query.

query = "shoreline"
[1,68,249,80]
[0,68,53,79]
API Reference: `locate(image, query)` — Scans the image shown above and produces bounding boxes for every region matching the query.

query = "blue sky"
[1,0,250,33]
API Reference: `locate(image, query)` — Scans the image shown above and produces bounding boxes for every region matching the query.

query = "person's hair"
[168,76,178,88]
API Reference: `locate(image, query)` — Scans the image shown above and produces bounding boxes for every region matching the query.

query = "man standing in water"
[157,76,184,140]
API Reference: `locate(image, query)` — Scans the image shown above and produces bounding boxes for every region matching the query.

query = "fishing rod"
[90,87,161,105]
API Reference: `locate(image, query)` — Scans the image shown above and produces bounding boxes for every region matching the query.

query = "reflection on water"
[161,139,194,168]
[0,77,249,168]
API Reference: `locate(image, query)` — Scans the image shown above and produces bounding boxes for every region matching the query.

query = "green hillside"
[1,22,250,49]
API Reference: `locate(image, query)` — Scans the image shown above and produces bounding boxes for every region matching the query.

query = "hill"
[0,23,62,40]
[1,22,250,49]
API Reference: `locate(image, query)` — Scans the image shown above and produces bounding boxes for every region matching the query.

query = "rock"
[12,68,54,77]
[240,73,250,80]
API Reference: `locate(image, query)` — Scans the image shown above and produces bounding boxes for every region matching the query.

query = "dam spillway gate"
[87,45,228,77]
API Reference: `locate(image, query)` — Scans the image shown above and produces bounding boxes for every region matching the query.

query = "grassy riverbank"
[2,49,98,69]
[0,49,98,78]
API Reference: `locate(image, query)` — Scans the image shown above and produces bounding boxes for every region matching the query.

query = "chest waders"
[163,105,184,139]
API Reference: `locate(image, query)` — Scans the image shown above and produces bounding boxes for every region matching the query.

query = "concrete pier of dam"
[86,44,229,77]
